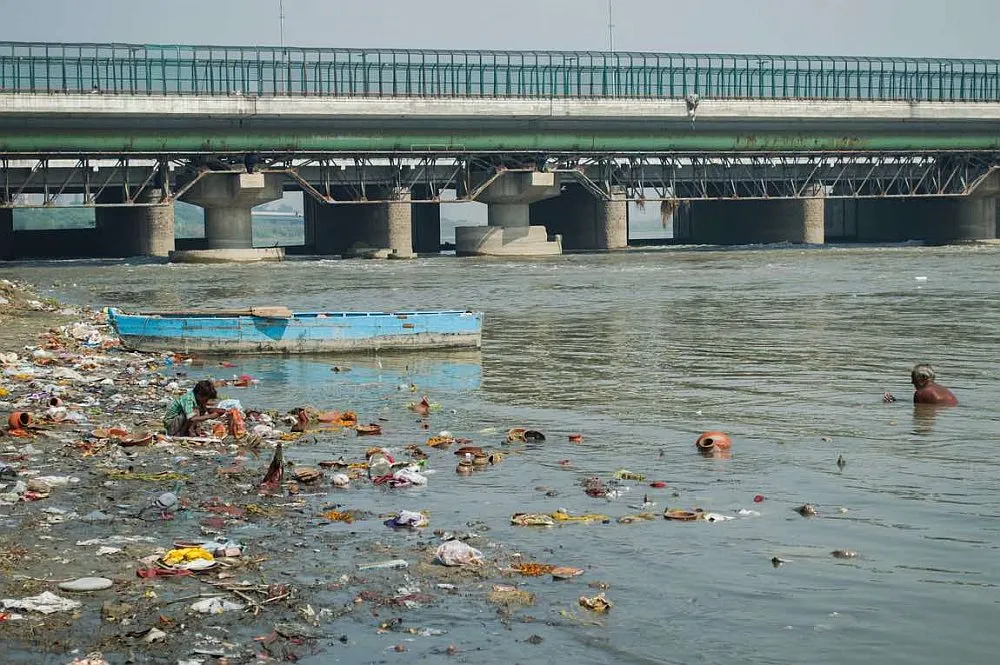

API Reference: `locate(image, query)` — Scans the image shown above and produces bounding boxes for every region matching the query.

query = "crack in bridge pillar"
[460,172,563,256]
[687,186,826,245]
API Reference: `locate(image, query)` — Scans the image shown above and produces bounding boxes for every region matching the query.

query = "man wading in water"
[911,364,958,406]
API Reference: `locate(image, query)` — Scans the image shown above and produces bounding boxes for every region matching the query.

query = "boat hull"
[107,309,483,354]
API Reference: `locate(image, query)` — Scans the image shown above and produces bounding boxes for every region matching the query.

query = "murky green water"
[4,245,1000,665]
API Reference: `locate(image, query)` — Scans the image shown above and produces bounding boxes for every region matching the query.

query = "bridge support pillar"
[836,197,997,242]
[304,187,415,259]
[459,172,563,256]
[304,195,349,256]
[0,208,12,260]
[95,189,175,258]
[530,184,628,251]
[686,188,825,245]
[411,185,441,254]
[173,172,284,262]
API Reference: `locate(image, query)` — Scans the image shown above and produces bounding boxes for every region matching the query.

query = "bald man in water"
[911,364,958,406]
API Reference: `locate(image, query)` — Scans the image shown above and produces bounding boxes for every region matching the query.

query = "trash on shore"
[58,577,114,592]
[3,591,82,614]
[435,540,484,567]
[358,559,409,571]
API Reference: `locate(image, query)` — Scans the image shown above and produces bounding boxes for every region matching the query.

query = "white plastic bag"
[393,466,428,486]
[3,591,82,614]
[435,540,484,567]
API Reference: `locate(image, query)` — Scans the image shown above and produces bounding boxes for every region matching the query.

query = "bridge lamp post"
[607,0,619,96]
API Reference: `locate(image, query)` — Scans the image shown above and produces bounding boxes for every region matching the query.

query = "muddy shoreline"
[0,280,557,665]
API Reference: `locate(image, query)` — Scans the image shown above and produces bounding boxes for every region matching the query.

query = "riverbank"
[0,281,553,664]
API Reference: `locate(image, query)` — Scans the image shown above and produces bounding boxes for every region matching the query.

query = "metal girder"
[2,152,999,207]
[559,152,1000,201]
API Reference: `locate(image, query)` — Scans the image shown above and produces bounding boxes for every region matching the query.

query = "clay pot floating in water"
[649,481,668,489]
[568,433,584,443]
[455,460,474,476]
[355,423,382,436]
[7,411,31,430]
[292,467,323,483]
[695,431,732,453]
[472,454,490,469]
[454,446,484,457]
[663,508,701,521]
[795,504,818,517]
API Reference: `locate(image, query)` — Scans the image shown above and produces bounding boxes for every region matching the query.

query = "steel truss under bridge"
[1,152,998,208]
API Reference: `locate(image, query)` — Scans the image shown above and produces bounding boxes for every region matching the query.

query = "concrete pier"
[0,207,12,260]
[95,189,174,257]
[411,185,441,254]
[458,172,563,256]
[530,184,628,251]
[378,188,416,259]
[177,173,283,261]
[681,189,825,245]
[303,187,415,258]
[827,197,997,242]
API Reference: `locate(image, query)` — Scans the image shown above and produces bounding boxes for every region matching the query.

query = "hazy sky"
[2,0,999,59]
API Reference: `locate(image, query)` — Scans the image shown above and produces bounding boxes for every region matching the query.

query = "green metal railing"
[1,41,1000,101]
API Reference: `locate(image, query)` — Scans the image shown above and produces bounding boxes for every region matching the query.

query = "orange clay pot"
[7,412,30,430]
[696,431,732,452]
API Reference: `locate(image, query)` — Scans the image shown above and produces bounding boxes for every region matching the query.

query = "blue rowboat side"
[106,308,483,354]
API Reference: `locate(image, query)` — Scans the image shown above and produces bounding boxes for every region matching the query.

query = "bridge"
[1,41,1000,261]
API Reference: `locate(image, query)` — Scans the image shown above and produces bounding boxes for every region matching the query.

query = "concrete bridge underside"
[3,95,1000,259]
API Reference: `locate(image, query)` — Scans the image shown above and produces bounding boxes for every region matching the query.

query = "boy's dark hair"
[193,380,218,400]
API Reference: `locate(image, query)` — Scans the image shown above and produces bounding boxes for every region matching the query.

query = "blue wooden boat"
[106,307,483,354]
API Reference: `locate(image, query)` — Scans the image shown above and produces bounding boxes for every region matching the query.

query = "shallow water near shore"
[4,244,1000,664]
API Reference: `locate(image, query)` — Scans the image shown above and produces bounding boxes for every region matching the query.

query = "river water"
[4,245,1000,665]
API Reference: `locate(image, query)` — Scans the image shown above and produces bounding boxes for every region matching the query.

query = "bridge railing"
[1,42,999,101]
